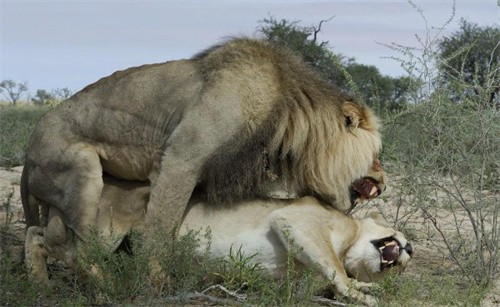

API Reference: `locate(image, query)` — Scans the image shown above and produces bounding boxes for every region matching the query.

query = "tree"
[257,17,414,110]
[438,19,500,107]
[0,80,28,105]
[31,89,56,106]
[32,88,73,106]
[345,61,415,110]
[257,16,347,87]
[52,87,73,101]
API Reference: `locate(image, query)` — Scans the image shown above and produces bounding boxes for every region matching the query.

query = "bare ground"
[1,167,498,305]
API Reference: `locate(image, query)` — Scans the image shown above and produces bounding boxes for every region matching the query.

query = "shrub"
[379,0,499,288]
[0,105,47,167]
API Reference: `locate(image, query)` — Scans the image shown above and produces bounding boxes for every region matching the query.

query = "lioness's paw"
[362,294,378,307]
[343,289,377,307]
[352,280,376,294]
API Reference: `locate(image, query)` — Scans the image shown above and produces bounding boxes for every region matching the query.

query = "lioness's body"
[25,178,411,306]
[22,38,384,247]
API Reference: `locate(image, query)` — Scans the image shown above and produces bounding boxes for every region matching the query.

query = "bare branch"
[311,17,334,44]
[201,284,247,302]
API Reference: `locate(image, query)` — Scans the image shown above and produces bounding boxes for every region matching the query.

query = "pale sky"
[1,0,499,95]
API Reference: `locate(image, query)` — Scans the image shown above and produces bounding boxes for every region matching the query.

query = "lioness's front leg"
[268,202,377,306]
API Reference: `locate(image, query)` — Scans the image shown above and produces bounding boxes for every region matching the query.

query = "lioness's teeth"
[388,260,394,264]
[381,260,388,264]
[379,246,385,251]
[385,241,397,247]
[370,186,378,196]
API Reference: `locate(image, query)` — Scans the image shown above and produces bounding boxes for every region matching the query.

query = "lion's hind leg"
[30,145,104,241]
[24,206,79,285]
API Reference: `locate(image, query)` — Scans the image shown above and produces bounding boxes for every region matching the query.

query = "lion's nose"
[403,243,413,256]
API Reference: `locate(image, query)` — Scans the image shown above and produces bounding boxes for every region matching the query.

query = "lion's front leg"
[144,91,245,246]
[146,159,198,240]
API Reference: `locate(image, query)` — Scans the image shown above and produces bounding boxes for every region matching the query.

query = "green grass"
[0,104,48,167]
[2,226,491,306]
[376,271,488,306]
[0,229,328,306]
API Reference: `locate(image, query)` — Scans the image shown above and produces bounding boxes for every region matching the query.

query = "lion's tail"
[21,166,40,227]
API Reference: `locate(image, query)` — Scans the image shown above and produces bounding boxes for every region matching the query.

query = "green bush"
[0,253,43,306]
[383,96,499,285]
[377,1,499,291]
[0,105,47,167]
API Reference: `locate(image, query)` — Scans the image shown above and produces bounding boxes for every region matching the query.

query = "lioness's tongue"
[382,241,399,262]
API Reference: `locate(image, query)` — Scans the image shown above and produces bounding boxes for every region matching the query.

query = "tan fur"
[21,38,385,250]
[25,180,410,306]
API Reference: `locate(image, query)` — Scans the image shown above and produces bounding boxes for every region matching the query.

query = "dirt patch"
[0,166,25,262]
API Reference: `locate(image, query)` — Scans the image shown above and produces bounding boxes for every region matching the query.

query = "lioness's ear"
[342,101,363,130]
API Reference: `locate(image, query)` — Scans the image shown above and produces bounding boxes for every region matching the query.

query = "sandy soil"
[1,166,498,305]
[0,166,24,261]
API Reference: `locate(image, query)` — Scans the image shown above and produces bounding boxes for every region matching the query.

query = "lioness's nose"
[403,243,413,256]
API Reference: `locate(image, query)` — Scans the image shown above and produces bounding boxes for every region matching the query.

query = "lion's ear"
[342,101,363,130]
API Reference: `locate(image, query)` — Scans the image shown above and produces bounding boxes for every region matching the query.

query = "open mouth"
[372,237,401,270]
[350,177,381,206]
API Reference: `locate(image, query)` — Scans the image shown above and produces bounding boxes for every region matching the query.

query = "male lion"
[21,38,385,245]
[25,176,411,306]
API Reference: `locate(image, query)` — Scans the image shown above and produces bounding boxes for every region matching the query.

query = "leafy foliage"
[214,245,263,290]
[257,16,417,111]
[32,88,73,106]
[0,253,44,305]
[0,105,47,167]
[379,2,499,287]
[31,89,56,106]
[438,19,500,107]
[345,60,415,111]
[257,16,346,86]
[0,80,28,105]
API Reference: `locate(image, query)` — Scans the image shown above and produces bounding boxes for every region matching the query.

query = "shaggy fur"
[199,39,383,205]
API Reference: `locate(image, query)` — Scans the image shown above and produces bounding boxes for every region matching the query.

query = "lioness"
[25,177,411,306]
[21,38,385,246]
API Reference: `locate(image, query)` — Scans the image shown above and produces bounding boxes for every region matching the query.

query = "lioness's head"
[344,213,413,282]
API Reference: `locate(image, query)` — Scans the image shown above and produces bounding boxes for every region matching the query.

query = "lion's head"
[264,97,385,211]
[193,39,385,212]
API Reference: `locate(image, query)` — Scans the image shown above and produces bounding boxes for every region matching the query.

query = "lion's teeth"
[381,260,388,264]
[370,186,378,196]
[385,241,397,247]
[379,246,385,251]
[388,260,394,264]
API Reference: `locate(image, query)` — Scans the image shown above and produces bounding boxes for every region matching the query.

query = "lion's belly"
[96,144,162,181]
[180,202,289,276]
